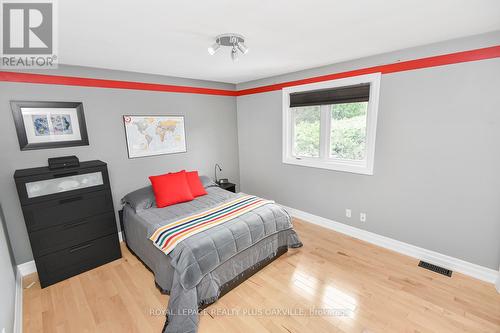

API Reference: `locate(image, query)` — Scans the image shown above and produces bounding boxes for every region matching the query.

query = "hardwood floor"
[23,219,500,333]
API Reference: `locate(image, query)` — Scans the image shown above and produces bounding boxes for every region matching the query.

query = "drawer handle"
[62,219,89,230]
[59,196,83,204]
[69,242,94,253]
[53,171,79,178]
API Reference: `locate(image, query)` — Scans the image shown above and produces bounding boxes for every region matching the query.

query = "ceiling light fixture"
[208,33,249,61]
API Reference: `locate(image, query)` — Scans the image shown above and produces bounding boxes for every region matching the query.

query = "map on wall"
[123,115,187,158]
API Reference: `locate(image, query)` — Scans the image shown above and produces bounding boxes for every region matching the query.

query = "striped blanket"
[150,195,274,255]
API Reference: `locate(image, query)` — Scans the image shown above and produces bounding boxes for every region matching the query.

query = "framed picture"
[123,115,187,159]
[11,101,89,151]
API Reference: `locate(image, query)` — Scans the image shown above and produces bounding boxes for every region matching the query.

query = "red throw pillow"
[185,171,207,197]
[149,170,194,208]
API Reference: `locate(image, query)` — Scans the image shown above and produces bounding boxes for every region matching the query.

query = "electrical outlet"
[345,209,351,218]
[360,213,367,222]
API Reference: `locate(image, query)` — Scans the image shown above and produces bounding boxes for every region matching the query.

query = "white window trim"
[282,73,381,175]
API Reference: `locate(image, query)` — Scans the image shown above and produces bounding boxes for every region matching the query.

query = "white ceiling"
[59,0,500,84]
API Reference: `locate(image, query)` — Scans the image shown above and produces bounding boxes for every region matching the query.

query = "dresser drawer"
[29,212,118,257]
[15,165,110,205]
[36,233,121,288]
[23,190,114,231]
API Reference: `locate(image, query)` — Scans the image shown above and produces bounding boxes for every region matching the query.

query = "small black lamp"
[214,163,222,184]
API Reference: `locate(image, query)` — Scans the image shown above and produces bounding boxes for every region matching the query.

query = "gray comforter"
[140,189,302,333]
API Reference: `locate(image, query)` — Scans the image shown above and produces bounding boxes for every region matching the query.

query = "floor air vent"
[418,261,452,277]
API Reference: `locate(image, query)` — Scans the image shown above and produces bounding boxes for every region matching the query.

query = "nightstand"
[218,182,236,193]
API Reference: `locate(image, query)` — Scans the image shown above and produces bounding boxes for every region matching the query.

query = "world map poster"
[123,115,187,158]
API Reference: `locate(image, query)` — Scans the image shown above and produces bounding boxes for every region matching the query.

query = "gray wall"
[0,206,16,333]
[236,32,500,270]
[0,66,239,265]
[1,32,499,271]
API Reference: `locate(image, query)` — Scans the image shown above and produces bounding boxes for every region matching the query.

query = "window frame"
[282,73,381,175]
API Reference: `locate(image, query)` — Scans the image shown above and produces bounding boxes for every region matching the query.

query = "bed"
[121,176,302,333]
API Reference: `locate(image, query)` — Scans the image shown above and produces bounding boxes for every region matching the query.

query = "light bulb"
[237,42,249,55]
[231,47,239,61]
[208,42,220,55]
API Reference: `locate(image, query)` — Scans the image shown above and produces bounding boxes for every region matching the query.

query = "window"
[292,106,321,157]
[282,73,381,175]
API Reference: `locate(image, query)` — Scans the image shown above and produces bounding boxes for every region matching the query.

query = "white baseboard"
[282,205,499,285]
[14,267,23,333]
[17,260,36,277]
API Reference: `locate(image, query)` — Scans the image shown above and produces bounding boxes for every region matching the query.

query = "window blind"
[289,83,370,107]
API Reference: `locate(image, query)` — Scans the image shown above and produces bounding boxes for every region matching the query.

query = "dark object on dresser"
[218,181,236,193]
[48,155,80,170]
[14,160,122,288]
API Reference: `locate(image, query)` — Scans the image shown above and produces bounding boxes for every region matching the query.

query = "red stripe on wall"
[236,45,500,96]
[0,71,238,96]
[0,45,499,97]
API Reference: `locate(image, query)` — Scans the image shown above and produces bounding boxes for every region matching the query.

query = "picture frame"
[11,101,89,151]
[123,115,187,159]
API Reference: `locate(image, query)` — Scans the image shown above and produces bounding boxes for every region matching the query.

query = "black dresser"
[14,160,122,288]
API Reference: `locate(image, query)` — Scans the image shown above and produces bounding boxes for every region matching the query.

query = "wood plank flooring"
[23,219,500,333]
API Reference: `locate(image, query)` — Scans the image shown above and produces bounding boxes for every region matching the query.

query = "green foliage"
[292,102,367,160]
[330,102,367,160]
[293,106,320,157]
[331,102,367,119]
[330,115,366,160]
[294,120,320,157]
[293,106,320,123]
